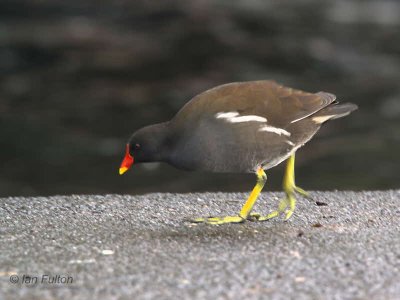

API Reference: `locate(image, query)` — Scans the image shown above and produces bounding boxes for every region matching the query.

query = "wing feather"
[172,80,337,129]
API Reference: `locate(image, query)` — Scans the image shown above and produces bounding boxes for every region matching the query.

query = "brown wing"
[172,80,336,128]
[169,80,336,172]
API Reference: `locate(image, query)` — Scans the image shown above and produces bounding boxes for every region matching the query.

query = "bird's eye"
[135,143,141,150]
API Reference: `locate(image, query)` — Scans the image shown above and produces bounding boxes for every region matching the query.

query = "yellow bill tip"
[119,167,128,175]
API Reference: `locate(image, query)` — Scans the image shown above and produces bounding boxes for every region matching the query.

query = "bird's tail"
[311,102,358,124]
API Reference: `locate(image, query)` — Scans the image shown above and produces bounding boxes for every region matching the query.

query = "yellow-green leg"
[256,153,308,221]
[191,168,267,225]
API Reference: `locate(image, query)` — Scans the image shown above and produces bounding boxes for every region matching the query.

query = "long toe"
[247,212,261,221]
[284,209,294,220]
[253,197,291,221]
[190,215,245,225]
[256,210,280,221]
[294,185,309,197]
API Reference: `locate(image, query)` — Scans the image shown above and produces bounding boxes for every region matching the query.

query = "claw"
[191,217,206,223]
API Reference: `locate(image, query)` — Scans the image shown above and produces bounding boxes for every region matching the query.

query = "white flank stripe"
[215,112,239,119]
[259,125,291,136]
[228,115,267,123]
[285,140,295,146]
[215,112,267,123]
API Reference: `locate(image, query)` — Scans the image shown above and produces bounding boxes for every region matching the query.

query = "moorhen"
[119,80,357,224]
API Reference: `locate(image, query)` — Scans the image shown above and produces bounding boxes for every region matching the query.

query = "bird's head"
[119,123,170,175]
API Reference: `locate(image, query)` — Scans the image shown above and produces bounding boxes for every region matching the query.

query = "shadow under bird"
[119,80,357,224]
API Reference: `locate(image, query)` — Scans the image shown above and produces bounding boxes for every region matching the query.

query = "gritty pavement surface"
[0,191,399,300]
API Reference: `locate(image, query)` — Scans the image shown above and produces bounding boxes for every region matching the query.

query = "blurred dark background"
[1,0,399,197]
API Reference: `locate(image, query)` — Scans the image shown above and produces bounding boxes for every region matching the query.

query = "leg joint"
[256,168,267,183]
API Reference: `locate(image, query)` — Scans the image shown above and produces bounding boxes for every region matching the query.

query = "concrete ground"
[0,191,399,300]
